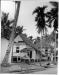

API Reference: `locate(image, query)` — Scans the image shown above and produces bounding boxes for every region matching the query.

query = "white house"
[1,34,41,64]
[11,35,37,63]
[2,33,58,64]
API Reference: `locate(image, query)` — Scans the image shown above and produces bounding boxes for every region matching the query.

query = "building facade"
[11,35,38,63]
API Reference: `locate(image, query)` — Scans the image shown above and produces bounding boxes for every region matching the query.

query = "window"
[30,51,32,58]
[18,57,20,60]
[18,41,20,43]
[45,49,48,54]
[16,50,19,53]
[13,56,17,63]
[16,47,19,49]
[28,52,30,56]
[16,47,19,53]
[45,49,48,52]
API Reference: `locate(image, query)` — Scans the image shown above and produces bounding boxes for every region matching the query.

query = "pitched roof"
[20,48,34,52]
[19,34,41,54]
[14,35,23,42]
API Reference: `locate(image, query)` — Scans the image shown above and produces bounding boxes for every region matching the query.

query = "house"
[1,33,43,64]
[11,34,41,63]
[1,31,58,64]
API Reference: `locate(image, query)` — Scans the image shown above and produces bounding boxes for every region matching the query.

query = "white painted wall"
[13,43,27,52]
[12,42,29,57]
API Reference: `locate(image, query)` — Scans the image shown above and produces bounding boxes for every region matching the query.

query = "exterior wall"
[13,35,28,56]
[12,42,33,61]
[13,43,29,56]
[12,43,37,61]
[12,35,38,61]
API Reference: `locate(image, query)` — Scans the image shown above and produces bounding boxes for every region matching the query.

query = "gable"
[14,35,23,42]
[14,35,31,50]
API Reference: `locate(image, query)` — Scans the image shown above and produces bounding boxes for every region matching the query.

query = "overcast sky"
[1,0,55,38]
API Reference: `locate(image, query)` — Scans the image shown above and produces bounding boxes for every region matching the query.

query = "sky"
[1,0,55,38]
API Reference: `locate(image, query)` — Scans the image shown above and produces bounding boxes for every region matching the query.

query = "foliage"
[46,2,58,31]
[1,12,24,40]
[1,12,12,40]
[16,26,24,34]
[32,6,48,34]
[33,2,58,35]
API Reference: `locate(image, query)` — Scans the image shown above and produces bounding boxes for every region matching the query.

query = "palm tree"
[32,6,48,65]
[33,6,48,34]
[34,37,40,44]
[16,26,24,34]
[46,2,58,30]
[46,2,58,64]
[1,1,21,66]
[28,36,33,42]
[1,12,15,40]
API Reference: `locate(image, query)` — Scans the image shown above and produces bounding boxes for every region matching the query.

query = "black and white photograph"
[0,0,59,74]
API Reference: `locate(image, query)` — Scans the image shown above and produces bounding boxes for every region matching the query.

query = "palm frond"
[50,1,58,8]
[42,6,47,10]
[33,6,48,34]
[53,19,58,31]
[16,26,24,34]
[32,7,41,14]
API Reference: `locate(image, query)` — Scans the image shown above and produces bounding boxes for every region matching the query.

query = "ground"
[32,65,57,74]
[0,62,57,74]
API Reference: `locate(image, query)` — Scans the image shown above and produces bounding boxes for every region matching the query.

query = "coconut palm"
[1,12,15,40]
[32,6,48,34]
[33,6,48,65]
[46,2,58,64]
[28,36,33,42]
[46,2,58,30]
[1,1,21,66]
[16,26,24,34]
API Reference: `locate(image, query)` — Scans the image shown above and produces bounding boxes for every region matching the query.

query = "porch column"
[32,50,36,60]
[51,53,54,63]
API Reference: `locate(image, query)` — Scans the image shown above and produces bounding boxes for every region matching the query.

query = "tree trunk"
[1,1,21,66]
[40,31,43,66]
[54,30,56,64]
